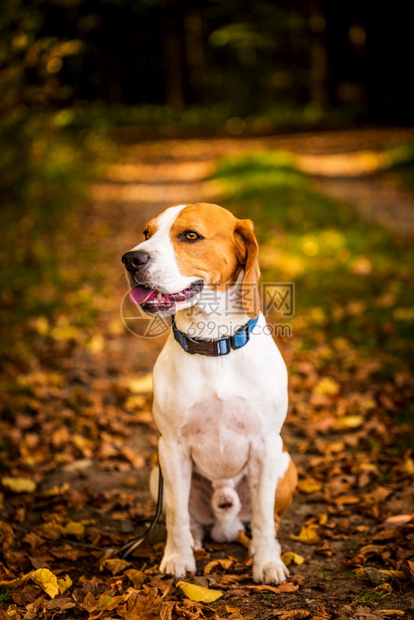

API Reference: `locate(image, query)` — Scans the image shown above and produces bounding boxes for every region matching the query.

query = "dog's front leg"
[158,436,196,578]
[248,434,289,584]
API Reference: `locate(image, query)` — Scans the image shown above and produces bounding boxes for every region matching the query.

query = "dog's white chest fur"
[182,396,261,481]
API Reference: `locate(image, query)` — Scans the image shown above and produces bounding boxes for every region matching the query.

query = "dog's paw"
[160,550,196,578]
[252,557,289,584]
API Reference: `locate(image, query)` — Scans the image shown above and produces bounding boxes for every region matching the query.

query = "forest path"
[94,126,414,237]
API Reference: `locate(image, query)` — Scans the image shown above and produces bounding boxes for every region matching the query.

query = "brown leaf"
[273,611,311,619]
[315,541,335,557]
[331,495,360,505]
[238,529,250,549]
[247,582,299,594]
[312,605,335,620]
[117,588,162,620]
[382,514,413,527]
[204,558,233,574]
[125,568,146,588]
[0,521,14,552]
[100,557,132,575]
[159,601,175,620]
[46,597,76,611]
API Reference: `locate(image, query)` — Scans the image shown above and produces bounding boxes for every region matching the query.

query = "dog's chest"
[182,397,262,481]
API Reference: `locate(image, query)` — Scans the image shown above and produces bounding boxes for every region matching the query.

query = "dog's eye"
[143,230,150,240]
[183,231,202,241]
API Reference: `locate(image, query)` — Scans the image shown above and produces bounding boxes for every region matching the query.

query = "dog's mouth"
[129,280,204,313]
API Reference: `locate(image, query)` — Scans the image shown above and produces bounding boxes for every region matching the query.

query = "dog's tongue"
[129,286,156,305]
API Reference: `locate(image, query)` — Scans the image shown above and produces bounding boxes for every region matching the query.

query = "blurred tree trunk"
[162,0,185,110]
[184,9,206,104]
[308,0,329,107]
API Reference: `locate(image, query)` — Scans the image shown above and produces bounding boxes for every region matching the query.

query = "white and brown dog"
[121,203,297,584]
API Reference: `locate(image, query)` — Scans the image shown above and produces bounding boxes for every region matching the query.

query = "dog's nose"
[121,251,151,273]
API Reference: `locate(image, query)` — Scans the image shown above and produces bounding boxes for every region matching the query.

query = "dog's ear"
[234,219,261,318]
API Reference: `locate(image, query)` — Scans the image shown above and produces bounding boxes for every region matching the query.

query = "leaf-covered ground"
[1,130,413,620]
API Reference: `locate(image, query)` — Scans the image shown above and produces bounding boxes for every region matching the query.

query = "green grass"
[212,151,414,365]
[355,587,391,604]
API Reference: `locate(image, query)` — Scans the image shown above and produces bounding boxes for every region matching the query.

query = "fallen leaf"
[312,604,335,620]
[291,524,321,544]
[281,552,305,566]
[31,568,59,598]
[58,574,72,594]
[382,514,413,527]
[379,570,406,579]
[0,572,32,588]
[298,478,323,494]
[274,611,311,620]
[238,530,250,549]
[46,597,76,611]
[331,495,360,505]
[315,541,334,557]
[176,580,223,603]
[127,373,153,393]
[100,558,132,575]
[332,416,364,430]
[2,477,36,493]
[60,521,85,536]
[247,582,299,594]
[313,377,340,396]
[125,568,146,588]
[203,558,233,574]
[378,611,405,617]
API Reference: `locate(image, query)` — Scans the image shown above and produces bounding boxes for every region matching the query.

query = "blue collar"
[171,315,259,357]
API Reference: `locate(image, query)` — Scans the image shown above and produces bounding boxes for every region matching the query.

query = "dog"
[122,203,297,584]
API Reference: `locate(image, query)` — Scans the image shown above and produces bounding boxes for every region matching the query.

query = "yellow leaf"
[58,574,72,594]
[291,524,320,544]
[313,377,340,397]
[379,570,406,579]
[332,415,364,430]
[176,581,223,603]
[331,495,360,505]
[281,552,305,566]
[298,478,322,494]
[125,395,147,409]
[31,568,59,599]
[0,572,32,588]
[203,558,233,574]
[2,477,36,493]
[238,529,250,549]
[378,611,405,617]
[101,558,132,575]
[60,521,85,536]
[127,373,153,394]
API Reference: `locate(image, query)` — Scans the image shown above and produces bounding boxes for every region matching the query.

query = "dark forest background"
[2,0,414,132]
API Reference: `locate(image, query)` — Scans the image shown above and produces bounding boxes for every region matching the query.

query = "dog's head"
[122,203,260,317]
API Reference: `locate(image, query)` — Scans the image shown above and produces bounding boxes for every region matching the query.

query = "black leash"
[116,466,164,559]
